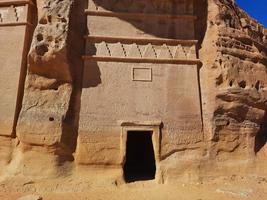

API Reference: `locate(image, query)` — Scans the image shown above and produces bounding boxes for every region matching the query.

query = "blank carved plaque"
[132,67,152,82]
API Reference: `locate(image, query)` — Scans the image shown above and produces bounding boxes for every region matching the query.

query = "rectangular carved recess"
[132,67,152,82]
[0,0,33,27]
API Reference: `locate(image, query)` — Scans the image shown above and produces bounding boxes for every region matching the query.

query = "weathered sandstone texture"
[199,0,267,177]
[0,0,266,183]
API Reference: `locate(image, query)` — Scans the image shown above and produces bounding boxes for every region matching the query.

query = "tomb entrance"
[124,130,156,182]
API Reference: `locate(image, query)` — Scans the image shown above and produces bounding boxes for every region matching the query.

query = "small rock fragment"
[17,194,42,200]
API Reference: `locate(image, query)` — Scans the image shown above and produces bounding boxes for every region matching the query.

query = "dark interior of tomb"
[255,112,267,154]
[123,131,156,182]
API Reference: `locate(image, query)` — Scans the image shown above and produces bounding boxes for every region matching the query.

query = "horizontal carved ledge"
[0,22,33,27]
[82,56,201,65]
[85,10,197,20]
[0,0,33,6]
[85,35,198,46]
[119,120,163,127]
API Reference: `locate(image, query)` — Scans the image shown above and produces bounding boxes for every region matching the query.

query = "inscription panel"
[132,67,152,81]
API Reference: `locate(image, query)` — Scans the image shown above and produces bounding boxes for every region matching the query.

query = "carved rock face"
[198,0,267,168]
[0,0,266,184]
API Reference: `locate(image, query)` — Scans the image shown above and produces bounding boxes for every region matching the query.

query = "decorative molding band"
[85,35,198,46]
[0,21,33,27]
[85,10,197,20]
[0,0,33,6]
[82,56,201,65]
[85,40,197,60]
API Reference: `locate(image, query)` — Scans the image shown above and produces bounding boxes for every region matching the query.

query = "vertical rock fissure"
[194,0,208,133]
[60,0,87,154]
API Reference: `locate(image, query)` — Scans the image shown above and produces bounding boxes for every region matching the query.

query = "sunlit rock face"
[199,0,267,177]
[0,0,266,183]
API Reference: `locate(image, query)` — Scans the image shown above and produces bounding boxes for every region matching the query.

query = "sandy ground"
[0,174,266,200]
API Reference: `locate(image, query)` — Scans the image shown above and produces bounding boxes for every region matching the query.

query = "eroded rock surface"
[199,0,267,176]
[0,0,266,185]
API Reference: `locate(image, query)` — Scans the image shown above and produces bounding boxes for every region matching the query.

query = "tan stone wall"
[77,0,203,182]
[0,1,35,137]
[0,0,266,183]
[0,0,36,169]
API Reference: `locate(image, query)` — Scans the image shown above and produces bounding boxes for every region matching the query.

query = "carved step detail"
[157,44,173,59]
[122,44,132,57]
[187,46,196,59]
[86,41,198,61]
[109,42,125,57]
[96,41,111,56]
[88,0,97,11]
[0,5,31,26]
[14,6,19,21]
[142,43,157,58]
[5,6,17,23]
[173,45,187,59]
[84,35,199,63]
[137,44,146,57]
[16,5,27,22]
[127,43,142,58]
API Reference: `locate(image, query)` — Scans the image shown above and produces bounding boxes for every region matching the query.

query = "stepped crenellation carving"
[84,36,198,63]
[0,0,32,26]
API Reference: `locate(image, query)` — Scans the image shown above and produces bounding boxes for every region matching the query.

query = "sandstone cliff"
[0,0,266,183]
[199,0,267,177]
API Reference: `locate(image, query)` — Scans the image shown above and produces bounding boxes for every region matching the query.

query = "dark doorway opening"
[254,112,267,154]
[123,131,156,182]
